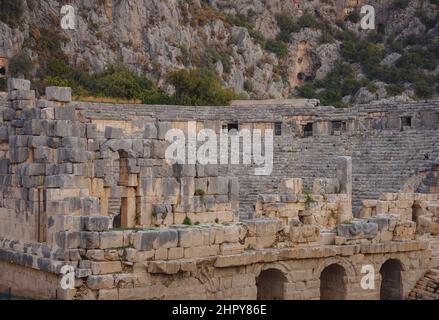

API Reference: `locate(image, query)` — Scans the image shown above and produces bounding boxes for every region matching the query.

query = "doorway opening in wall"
[331,121,346,135]
[274,122,282,136]
[380,259,403,300]
[256,269,287,300]
[226,122,239,133]
[0,67,5,76]
[401,116,412,131]
[320,264,347,300]
[303,123,313,137]
[111,150,130,229]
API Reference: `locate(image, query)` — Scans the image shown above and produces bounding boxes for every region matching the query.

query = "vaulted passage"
[380,259,403,300]
[256,269,287,300]
[320,264,347,300]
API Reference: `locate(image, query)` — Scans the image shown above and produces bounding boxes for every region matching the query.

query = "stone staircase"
[236,130,439,218]
[429,238,439,269]
[408,269,439,300]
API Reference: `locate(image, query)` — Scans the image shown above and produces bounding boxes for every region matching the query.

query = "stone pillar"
[336,156,352,196]
[336,156,353,222]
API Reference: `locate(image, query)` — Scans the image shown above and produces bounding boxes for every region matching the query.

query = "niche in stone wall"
[303,123,313,137]
[111,150,139,229]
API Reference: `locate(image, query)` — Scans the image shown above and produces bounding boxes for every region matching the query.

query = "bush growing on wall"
[167,68,237,106]
[0,78,7,92]
[9,51,32,78]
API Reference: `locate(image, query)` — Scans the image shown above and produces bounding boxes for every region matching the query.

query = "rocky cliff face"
[0,0,438,102]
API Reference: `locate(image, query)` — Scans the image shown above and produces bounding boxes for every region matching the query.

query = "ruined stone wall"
[0,82,438,300]
[73,99,439,216]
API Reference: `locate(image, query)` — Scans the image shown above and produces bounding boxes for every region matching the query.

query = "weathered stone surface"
[45,87,72,102]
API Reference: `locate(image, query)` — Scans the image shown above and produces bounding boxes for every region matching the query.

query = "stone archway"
[380,259,403,300]
[320,263,347,300]
[256,268,287,300]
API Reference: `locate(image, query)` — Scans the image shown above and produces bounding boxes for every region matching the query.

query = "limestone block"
[313,178,340,195]
[157,121,172,140]
[156,229,178,249]
[99,231,124,249]
[8,78,30,91]
[46,87,72,102]
[367,216,391,231]
[184,245,219,258]
[220,243,245,255]
[290,225,320,243]
[154,248,168,260]
[80,232,100,249]
[337,222,378,240]
[104,126,123,140]
[148,261,180,274]
[380,193,398,201]
[180,177,195,196]
[280,178,303,195]
[393,221,416,241]
[143,122,158,139]
[90,261,122,275]
[173,164,196,177]
[55,106,76,120]
[258,194,280,203]
[81,216,110,232]
[168,247,184,260]
[87,275,115,290]
[223,225,240,243]
[9,89,35,101]
[132,230,160,251]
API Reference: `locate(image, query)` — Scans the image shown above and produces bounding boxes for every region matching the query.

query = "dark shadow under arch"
[380,259,403,300]
[320,263,347,300]
[256,268,287,300]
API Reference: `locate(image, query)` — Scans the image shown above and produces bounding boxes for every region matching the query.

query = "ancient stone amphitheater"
[0,79,438,300]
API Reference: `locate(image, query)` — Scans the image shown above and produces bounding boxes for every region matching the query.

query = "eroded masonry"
[1,79,439,300]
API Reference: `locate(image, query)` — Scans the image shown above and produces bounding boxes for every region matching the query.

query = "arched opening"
[380,259,403,300]
[256,269,287,300]
[320,264,347,300]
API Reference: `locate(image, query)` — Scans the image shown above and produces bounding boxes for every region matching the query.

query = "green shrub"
[297,84,316,98]
[386,84,405,96]
[416,10,439,29]
[9,51,32,78]
[396,50,437,71]
[342,78,363,96]
[0,78,7,91]
[402,34,431,46]
[95,65,144,100]
[265,39,288,58]
[393,0,409,9]
[141,89,174,105]
[183,216,193,226]
[318,89,345,108]
[298,13,318,29]
[414,77,434,99]
[202,45,231,74]
[226,13,266,47]
[276,13,299,33]
[319,30,335,44]
[0,0,24,27]
[167,68,237,106]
